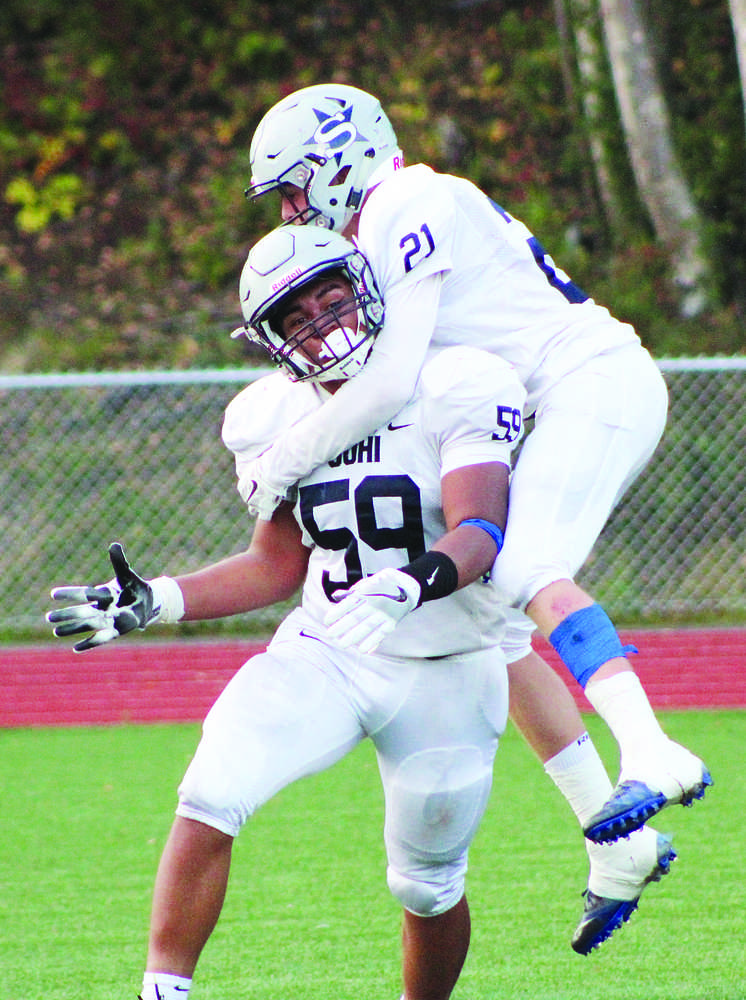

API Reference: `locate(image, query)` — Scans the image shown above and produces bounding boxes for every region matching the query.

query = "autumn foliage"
[0,0,743,371]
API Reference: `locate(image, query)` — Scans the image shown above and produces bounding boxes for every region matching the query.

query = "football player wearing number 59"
[51,227,535,1000]
[242,83,712,922]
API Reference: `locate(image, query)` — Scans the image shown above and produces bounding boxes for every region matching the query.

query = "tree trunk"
[561,0,628,237]
[599,0,711,316]
[729,0,746,131]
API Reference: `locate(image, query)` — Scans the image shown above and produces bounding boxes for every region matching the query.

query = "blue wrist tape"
[458,518,505,553]
[549,604,638,688]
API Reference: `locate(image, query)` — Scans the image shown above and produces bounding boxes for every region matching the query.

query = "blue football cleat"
[584,746,713,844]
[572,832,677,955]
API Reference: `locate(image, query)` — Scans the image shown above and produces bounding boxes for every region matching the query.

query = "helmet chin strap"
[307,326,368,382]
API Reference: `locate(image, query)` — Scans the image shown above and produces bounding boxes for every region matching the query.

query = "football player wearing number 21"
[242,83,713,949]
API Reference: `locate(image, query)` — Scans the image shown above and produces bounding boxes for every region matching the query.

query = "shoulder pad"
[222,373,320,460]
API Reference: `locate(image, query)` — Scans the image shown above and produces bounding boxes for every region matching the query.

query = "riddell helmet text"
[271,267,304,293]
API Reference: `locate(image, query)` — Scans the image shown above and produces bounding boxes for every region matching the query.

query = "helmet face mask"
[235,227,384,383]
[249,163,322,226]
[267,287,372,381]
[248,84,402,232]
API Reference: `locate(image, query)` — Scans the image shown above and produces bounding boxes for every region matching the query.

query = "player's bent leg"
[525,585,713,842]
[401,895,471,1000]
[176,636,365,837]
[572,827,677,955]
[497,358,710,843]
[143,632,366,994]
[146,816,233,978]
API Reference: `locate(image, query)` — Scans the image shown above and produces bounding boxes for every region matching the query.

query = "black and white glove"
[324,568,422,654]
[46,542,184,652]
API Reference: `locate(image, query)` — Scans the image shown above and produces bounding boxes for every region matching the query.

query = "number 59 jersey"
[223,345,526,658]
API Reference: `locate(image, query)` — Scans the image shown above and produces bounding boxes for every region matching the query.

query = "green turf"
[1,711,743,1000]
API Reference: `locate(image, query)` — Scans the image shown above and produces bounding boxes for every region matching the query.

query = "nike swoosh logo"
[387,422,413,431]
[299,628,323,642]
[370,587,409,603]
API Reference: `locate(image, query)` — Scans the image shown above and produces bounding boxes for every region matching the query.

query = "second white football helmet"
[234,226,385,383]
[248,83,402,232]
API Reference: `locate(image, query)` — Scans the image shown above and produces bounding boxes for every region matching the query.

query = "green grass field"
[1,710,743,1000]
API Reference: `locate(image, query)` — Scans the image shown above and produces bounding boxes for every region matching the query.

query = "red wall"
[2,629,745,728]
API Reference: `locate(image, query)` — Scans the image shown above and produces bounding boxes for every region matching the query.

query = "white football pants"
[493,342,668,614]
[177,609,509,916]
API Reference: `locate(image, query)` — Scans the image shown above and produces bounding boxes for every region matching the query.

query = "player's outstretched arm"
[173,504,308,619]
[47,506,309,651]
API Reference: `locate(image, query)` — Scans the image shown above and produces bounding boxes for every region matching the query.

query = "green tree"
[0,0,743,370]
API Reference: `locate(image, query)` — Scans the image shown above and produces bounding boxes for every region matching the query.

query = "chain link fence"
[2,360,744,640]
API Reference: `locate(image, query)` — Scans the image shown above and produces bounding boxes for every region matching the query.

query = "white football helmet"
[233,226,385,383]
[248,83,402,232]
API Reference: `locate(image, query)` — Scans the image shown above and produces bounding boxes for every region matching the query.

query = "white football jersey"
[223,346,526,657]
[358,164,639,414]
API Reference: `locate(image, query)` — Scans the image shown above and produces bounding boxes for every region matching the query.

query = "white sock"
[584,670,667,771]
[141,972,192,1000]
[543,731,614,827]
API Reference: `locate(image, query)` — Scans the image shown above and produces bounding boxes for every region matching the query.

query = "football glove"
[46,542,183,652]
[237,460,288,521]
[324,568,422,654]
